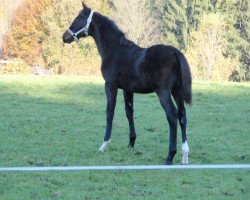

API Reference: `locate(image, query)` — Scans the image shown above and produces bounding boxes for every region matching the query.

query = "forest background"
[0,0,249,81]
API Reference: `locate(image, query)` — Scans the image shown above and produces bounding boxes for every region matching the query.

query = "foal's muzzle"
[62,31,74,44]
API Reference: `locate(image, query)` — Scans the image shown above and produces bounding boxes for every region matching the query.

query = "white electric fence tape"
[0,164,250,171]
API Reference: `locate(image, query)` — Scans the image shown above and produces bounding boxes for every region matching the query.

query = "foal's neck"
[90,13,124,60]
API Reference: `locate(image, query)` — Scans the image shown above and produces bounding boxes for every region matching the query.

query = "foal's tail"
[175,51,192,105]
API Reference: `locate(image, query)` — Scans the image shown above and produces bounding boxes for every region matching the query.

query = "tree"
[2,0,52,65]
[211,0,250,81]
[0,0,23,53]
[187,13,240,81]
[161,0,249,81]
[186,0,213,29]
[162,0,188,50]
[110,0,161,47]
[161,0,213,50]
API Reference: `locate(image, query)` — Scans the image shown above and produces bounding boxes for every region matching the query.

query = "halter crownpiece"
[67,10,94,43]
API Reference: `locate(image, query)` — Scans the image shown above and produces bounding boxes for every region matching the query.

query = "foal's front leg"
[123,90,136,147]
[99,82,118,152]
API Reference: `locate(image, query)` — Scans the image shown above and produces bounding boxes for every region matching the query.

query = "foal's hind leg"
[156,90,178,165]
[123,90,136,147]
[174,97,189,164]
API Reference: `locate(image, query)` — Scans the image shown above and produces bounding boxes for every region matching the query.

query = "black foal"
[62,3,192,165]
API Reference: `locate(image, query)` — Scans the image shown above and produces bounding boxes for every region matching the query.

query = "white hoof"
[99,139,111,152]
[181,141,189,165]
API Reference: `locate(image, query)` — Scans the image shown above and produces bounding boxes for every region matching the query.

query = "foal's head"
[62,2,93,44]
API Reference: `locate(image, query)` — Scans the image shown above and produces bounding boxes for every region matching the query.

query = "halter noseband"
[67,10,94,43]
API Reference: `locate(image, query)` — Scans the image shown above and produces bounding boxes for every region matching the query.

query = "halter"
[67,10,94,43]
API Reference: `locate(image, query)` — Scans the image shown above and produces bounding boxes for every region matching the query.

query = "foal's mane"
[97,13,134,46]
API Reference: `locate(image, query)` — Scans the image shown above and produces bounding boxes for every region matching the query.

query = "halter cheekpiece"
[67,10,94,43]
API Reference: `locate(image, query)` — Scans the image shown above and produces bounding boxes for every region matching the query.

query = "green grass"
[0,75,249,199]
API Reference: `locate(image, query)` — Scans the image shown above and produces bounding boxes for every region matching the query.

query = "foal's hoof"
[181,155,189,165]
[128,141,135,148]
[165,160,173,165]
[128,137,136,147]
[165,159,173,165]
[99,139,111,152]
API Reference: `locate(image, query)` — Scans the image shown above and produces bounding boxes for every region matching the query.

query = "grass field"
[0,75,249,199]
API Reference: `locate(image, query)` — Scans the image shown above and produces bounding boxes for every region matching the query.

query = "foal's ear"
[81,1,90,11]
[81,1,91,15]
[82,1,86,8]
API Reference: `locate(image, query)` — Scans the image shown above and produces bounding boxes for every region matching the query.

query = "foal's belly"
[118,77,155,94]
